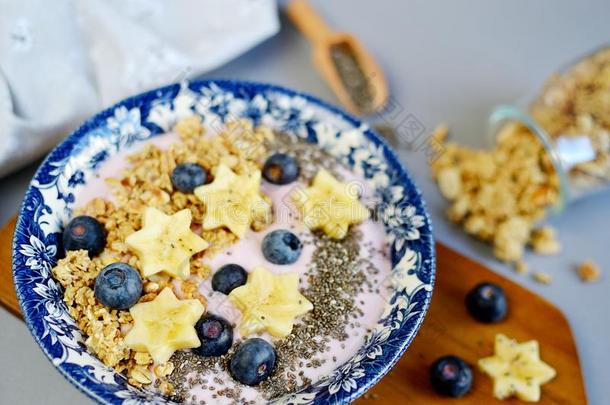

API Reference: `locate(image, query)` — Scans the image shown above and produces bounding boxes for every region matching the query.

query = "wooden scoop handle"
[286,0,335,44]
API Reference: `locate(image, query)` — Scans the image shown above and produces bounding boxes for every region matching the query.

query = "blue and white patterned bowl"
[12,80,435,404]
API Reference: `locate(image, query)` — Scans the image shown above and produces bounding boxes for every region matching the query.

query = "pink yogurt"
[73,132,393,403]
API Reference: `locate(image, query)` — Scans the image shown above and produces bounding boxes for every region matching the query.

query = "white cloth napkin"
[0,0,279,177]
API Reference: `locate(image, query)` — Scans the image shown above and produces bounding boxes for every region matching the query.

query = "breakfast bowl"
[12,80,435,404]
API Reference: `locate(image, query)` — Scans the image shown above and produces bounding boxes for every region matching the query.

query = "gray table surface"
[1,1,609,403]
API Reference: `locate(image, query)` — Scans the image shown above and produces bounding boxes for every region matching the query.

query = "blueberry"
[262,153,299,185]
[63,215,106,257]
[262,230,302,265]
[212,264,248,295]
[171,163,207,193]
[465,282,508,323]
[229,338,276,386]
[94,263,142,310]
[430,355,473,397]
[193,314,234,357]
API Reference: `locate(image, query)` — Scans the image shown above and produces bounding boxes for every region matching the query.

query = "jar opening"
[488,105,570,214]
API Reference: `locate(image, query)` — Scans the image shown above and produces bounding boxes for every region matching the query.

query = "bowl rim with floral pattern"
[12,79,435,404]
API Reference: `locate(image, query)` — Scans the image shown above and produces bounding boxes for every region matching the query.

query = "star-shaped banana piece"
[126,207,209,279]
[124,287,205,364]
[194,164,271,238]
[292,169,370,239]
[478,334,556,402]
[228,266,313,338]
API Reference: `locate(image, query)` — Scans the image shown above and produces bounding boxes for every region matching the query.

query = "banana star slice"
[194,164,271,238]
[228,266,313,338]
[291,169,370,240]
[126,207,209,279]
[124,287,205,364]
[478,334,556,402]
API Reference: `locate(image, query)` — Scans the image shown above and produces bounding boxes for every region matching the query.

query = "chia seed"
[330,44,374,113]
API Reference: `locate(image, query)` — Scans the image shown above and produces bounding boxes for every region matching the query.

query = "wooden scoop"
[286,0,388,115]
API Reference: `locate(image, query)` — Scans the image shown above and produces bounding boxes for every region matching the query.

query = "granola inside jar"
[430,46,609,265]
[490,45,610,208]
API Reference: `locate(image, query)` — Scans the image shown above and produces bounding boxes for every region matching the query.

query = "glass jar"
[488,45,610,214]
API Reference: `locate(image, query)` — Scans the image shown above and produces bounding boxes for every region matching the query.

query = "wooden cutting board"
[0,216,587,404]
[0,215,19,318]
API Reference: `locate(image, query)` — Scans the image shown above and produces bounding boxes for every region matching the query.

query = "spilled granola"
[577,260,602,283]
[430,123,560,263]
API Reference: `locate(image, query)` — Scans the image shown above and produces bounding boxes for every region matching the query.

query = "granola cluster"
[577,260,602,283]
[430,123,561,263]
[53,250,133,369]
[51,117,273,388]
[531,47,610,189]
